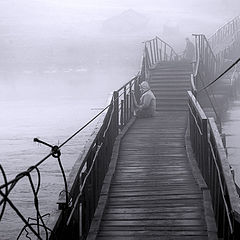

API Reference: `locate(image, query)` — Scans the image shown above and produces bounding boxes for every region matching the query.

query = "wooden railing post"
[113,91,119,136]
[120,100,124,129]
[124,86,127,125]
[129,82,133,117]
[154,38,157,63]
[148,41,153,65]
[202,118,209,185]
[156,38,159,62]
[126,94,130,121]
[164,43,167,61]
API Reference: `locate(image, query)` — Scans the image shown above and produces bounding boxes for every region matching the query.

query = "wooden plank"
[110,186,199,193]
[107,195,203,203]
[98,230,207,236]
[104,206,204,214]
[107,201,204,208]
[121,142,184,147]
[100,219,206,227]
[119,153,187,157]
[113,172,195,177]
[114,171,192,175]
[115,167,191,171]
[110,178,197,183]
[97,236,208,240]
[102,212,205,220]
[100,225,207,231]
[125,129,185,133]
[109,190,201,197]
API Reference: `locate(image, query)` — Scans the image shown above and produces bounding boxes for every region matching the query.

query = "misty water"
[222,99,240,187]
[0,51,139,239]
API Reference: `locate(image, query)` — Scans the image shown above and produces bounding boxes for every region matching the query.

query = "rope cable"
[199,56,240,92]
[0,82,134,190]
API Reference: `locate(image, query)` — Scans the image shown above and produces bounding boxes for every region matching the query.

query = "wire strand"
[199,56,240,92]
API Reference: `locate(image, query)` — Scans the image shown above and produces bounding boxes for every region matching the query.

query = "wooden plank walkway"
[96,112,208,240]
[88,62,215,240]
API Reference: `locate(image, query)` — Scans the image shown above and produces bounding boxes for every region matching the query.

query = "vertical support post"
[170,49,173,61]
[194,35,198,66]
[81,171,87,237]
[124,86,127,125]
[159,49,162,61]
[129,82,132,117]
[79,173,85,239]
[113,91,119,136]
[202,118,208,185]
[145,46,151,79]
[149,41,154,66]
[156,38,159,62]
[154,38,157,63]
[120,100,124,129]
[126,93,129,122]
[164,43,167,61]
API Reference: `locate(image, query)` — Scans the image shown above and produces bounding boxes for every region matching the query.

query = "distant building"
[102,9,148,34]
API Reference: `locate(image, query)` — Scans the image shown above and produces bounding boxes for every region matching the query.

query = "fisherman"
[132,81,156,118]
[183,37,195,61]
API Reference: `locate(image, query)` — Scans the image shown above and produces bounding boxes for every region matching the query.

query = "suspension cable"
[59,82,134,148]
[199,56,240,92]
[0,82,134,190]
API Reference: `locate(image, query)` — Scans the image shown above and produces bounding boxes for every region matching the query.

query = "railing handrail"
[144,36,179,57]
[193,34,217,64]
[117,75,138,92]
[142,36,179,82]
[188,91,207,119]
[188,90,240,238]
[208,15,240,48]
[49,77,137,239]
[208,15,240,73]
[208,118,240,216]
[191,34,223,128]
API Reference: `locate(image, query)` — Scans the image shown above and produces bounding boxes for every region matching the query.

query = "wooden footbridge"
[90,62,210,240]
[48,28,240,239]
[2,17,240,240]
[93,71,213,240]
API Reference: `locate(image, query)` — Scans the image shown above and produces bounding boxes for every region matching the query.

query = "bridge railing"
[208,16,240,71]
[209,16,240,49]
[191,34,223,127]
[47,76,140,240]
[0,75,140,240]
[188,90,240,239]
[208,16,240,67]
[141,36,179,81]
[192,34,217,90]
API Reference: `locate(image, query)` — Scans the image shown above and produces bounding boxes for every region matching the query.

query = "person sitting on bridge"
[132,81,156,118]
[183,37,195,61]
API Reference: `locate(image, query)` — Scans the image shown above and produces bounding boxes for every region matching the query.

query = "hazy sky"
[1,0,239,27]
[0,0,239,67]
[0,0,239,96]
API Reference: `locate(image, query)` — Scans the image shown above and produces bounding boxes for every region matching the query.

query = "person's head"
[139,81,150,93]
[185,37,190,42]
